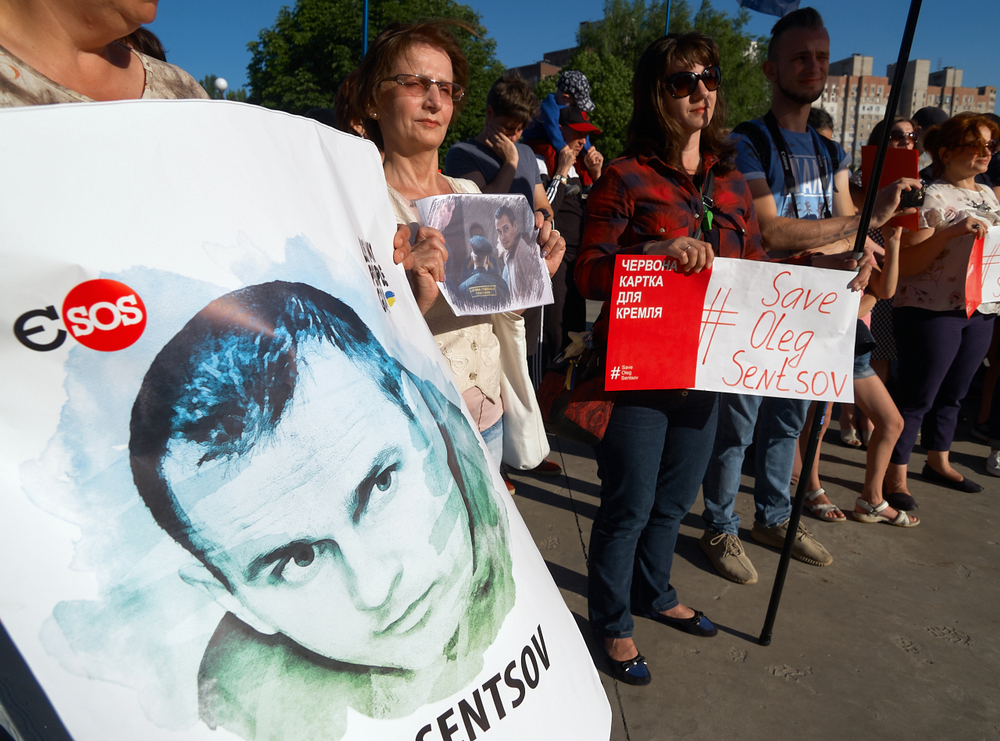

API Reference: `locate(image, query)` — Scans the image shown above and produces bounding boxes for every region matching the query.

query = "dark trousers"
[890,307,994,463]
[542,256,588,365]
[588,390,718,638]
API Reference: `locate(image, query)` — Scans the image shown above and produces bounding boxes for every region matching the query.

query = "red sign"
[604,256,711,390]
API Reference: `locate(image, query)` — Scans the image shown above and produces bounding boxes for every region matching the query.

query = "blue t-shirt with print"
[733,119,850,220]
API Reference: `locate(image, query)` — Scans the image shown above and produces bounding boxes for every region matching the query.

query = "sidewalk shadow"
[512,478,599,520]
[545,560,588,600]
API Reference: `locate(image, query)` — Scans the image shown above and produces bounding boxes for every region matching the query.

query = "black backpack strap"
[732,121,771,175]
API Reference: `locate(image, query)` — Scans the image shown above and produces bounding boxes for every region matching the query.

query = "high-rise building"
[818,55,996,166]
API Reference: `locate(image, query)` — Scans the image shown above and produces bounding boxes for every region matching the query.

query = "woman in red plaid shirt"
[576,32,769,686]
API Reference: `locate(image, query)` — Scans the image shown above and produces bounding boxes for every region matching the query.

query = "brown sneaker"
[699,531,758,584]
[751,518,833,566]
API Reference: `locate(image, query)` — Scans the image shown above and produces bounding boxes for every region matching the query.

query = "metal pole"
[851,0,924,258]
[758,402,825,645]
[363,0,369,56]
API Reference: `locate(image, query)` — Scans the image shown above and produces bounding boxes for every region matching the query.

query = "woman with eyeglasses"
[355,22,565,471]
[575,32,777,685]
[882,112,1000,508]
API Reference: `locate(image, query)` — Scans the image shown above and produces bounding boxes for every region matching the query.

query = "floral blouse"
[894,181,1000,313]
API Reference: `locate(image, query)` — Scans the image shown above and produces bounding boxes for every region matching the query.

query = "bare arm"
[867,227,901,299]
[898,216,989,278]
[749,177,859,252]
[751,175,921,253]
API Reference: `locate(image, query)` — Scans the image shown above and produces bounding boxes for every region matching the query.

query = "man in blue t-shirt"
[700,7,916,585]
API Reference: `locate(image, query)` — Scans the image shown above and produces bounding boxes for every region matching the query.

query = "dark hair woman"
[884,112,1000,506]
[575,32,771,685]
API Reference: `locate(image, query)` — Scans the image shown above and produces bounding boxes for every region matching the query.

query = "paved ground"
[510,400,1000,741]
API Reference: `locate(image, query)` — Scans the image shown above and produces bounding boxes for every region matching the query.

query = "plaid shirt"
[576,152,770,351]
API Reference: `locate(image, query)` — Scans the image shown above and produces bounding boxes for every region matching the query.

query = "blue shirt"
[733,120,850,220]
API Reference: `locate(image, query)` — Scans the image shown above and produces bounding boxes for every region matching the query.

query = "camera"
[899,186,925,211]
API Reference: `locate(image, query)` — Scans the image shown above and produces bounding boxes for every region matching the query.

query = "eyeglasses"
[665,66,722,99]
[955,138,1000,157]
[889,130,917,144]
[383,73,465,102]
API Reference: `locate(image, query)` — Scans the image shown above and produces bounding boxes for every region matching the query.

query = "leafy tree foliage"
[247,0,503,151]
[199,74,248,101]
[570,0,769,158]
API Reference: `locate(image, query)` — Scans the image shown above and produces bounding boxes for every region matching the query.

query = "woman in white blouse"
[883,113,1000,509]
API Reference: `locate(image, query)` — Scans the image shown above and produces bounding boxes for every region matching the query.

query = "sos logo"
[14,279,147,353]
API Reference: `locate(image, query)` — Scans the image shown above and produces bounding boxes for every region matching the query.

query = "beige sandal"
[805,488,846,523]
[853,498,919,527]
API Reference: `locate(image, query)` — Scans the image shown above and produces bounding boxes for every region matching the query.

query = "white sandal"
[853,498,919,527]
[804,488,845,523]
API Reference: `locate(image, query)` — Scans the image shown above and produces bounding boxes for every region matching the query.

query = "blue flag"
[737,0,801,16]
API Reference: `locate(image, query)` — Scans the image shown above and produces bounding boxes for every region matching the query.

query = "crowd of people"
[3,0,999,697]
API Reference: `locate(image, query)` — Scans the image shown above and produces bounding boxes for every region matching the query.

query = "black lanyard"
[763,110,832,220]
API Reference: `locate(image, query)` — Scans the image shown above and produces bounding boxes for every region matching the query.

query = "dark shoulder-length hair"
[625,32,735,173]
[354,20,470,152]
[923,112,1000,181]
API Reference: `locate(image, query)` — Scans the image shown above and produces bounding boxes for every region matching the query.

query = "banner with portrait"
[0,100,610,741]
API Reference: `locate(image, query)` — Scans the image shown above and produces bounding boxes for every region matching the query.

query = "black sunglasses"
[665,66,722,99]
[889,130,917,144]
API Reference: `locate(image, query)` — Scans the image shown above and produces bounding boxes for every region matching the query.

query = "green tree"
[687,2,769,127]
[578,0,693,70]
[246,0,503,152]
[572,0,770,153]
[198,74,249,101]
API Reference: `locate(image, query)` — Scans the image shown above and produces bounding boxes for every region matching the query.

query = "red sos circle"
[61,279,147,352]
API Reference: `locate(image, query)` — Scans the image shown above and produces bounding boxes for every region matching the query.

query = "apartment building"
[818,54,996,165]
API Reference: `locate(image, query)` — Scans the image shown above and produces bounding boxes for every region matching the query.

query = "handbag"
[537,335,616,446]
[492,311,550,470]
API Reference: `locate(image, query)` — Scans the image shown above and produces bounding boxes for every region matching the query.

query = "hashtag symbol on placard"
[610,366,621,380]
[982,239,1000,291]
[700,287,739,364]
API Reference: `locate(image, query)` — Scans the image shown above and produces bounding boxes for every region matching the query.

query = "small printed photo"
[417,194,554,316]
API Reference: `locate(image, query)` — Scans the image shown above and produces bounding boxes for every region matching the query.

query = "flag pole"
[851,0,924,259]
[362,0,369,56]
[664,0,672,35]
[759,0,925,646]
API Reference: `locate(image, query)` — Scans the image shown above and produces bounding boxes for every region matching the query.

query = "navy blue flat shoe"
[603,650,651,686]
[885,491,918,511]
[921,463,983,493]
[636,608,718,637]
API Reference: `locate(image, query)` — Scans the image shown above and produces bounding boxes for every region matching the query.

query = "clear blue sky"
[149,0,996,112]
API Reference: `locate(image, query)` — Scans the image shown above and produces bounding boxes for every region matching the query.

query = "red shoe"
[502,471,516,496]
[528,458,562,477]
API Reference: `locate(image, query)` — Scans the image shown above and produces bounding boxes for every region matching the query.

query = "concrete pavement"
[509,420,1000,741]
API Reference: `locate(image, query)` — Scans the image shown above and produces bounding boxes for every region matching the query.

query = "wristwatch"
[553,174,569,185]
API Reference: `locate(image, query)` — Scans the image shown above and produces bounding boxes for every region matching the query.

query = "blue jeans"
[481,416,504,470]
[701,394,809,535]
[588,390,718,638]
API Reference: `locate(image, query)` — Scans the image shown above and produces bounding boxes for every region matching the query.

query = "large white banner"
[0,100,610,741]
